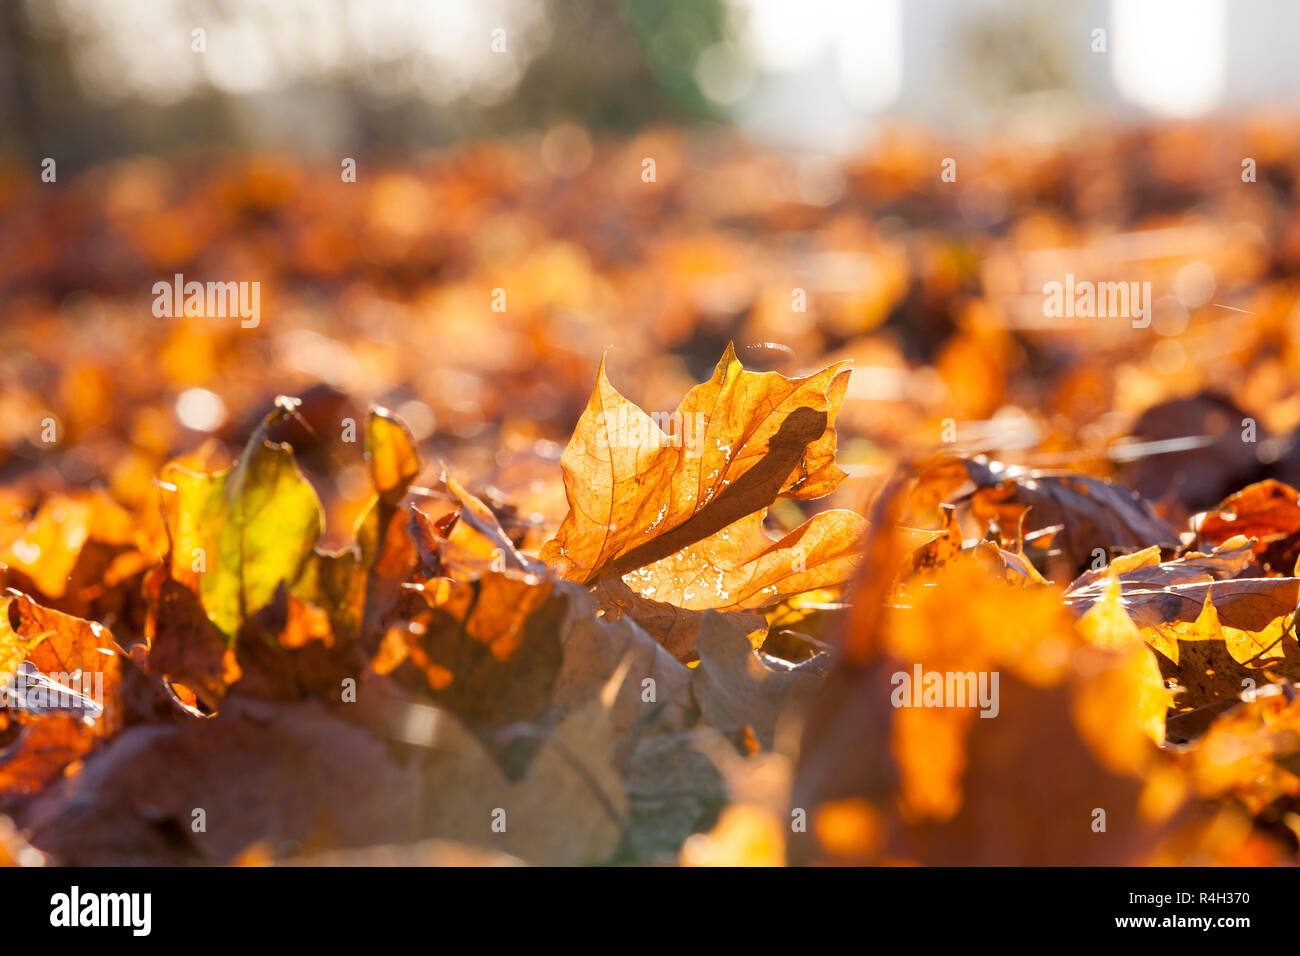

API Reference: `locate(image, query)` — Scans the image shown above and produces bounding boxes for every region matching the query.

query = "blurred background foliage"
[6,0,1300,171]
[0,0,731,170]
[3,0,1300,549]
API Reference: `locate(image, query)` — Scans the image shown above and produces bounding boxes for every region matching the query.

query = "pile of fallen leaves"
[793,460,1300,865]
[4,341,1300,866]
[0,344,857,865]
[9,119,1300,864]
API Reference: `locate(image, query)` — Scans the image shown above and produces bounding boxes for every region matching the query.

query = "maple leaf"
[592,576,766,662]
[690,611,825,748]
[541,345,866,610]
[385,479,694,735]
[913,455,1181,576]
[1063,539,1300,636]
[144,405,431,710]
[0,593,122,799]
[1199,479,1300,574]
[1062,540,1300,732]
[161,401,324,641]
[1143,591,1269,732]
[621,509,867,612]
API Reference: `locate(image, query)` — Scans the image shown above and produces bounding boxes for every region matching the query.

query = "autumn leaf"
[142,565,231,709]
[0,491,137,602]
[1066,538,1256,599]
[350,406,426,649]
[161,400,325,641]
[437,473,534,574]
[1199,479,1300,573]
[592,576,766,662]
[366,406,421,503]
[1145,591,1265,728]
[1064,539,1300,635]
[1186,692,1300,814]
[147,405,425,707]
[910,503,963,572]
[381,479,695,734]
[2,592,121,735]
[1076,576,1143,651]
[976,539,1051,586]
[540,344,865,609]
[416,697,627,865]
[792,520,1184,864]
[690,610,825,748]
[620,508,867,612]
[21,697,421,865]
[0,593,122,798]
[1061,540,1300,739]
[0,717,95,803]
[401,566,695,735]
[914,455,1181,576]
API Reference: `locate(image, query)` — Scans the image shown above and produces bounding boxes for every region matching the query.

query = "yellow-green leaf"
[163,403,324,640]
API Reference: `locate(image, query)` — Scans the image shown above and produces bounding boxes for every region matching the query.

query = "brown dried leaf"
[21,697,420,865]
[592,577,765,662]
[691,611,825,748]
[916,455,1181,576]
[1064,540,1300,634]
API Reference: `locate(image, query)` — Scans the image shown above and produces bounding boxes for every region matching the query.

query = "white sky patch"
[835,0,902,112]
[1112,0,1225,116]
[734,0,901,102]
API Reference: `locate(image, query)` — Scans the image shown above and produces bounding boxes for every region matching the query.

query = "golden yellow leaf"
[1076,576,1142,650]
[541,345,859,604]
